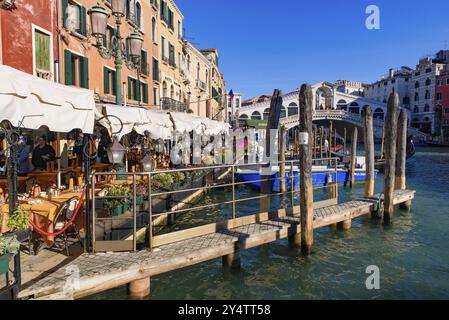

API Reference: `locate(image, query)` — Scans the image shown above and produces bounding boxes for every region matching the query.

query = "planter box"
[109,206,123,217]
[135,195,144,205]
[0,254,11,274]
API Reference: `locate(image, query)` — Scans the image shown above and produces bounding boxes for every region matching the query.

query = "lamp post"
[88,1,144,106]
[0,126,20,217]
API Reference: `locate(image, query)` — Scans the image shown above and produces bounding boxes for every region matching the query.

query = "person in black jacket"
[32,136,56,171]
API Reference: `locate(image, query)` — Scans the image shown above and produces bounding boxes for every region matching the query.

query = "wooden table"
[27,169,74,189]
[0,176,31,192]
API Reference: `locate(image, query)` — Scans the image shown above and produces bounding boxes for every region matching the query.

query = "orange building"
[59,0,158,108]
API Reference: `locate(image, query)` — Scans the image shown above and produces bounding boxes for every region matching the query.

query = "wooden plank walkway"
[18,189,415,300]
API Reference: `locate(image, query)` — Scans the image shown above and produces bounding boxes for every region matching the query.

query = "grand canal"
[89,146,449,300]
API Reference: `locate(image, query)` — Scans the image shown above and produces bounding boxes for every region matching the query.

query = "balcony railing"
[196,79,207,92]
[161,97,189,113]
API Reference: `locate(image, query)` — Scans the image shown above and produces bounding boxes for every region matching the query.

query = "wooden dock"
[18,189,415,300]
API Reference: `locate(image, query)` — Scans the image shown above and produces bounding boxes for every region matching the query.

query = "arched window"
[205,70,209,85]
[425,90,430,100]
[349,102,359,114]
[251,111,262,120]
[425,78,431,86]
[263,108,270,120]
[424,117,430,122]
[415,81,420,89]
[136,2,141,29]
[187,55,191,71]
[162,81,167,97]
[239,114,249,120]
[415,92,419,101]
[337,99,347,111]
[403,96,410,105]
[197,63,200,80]
[413,106,419,113]
[288,102,298,116]
[445,108,449,114]
[152,17,156,41]
[280,106,286,118]
[424,104,430,112]
[170,85,174,99]
[373,108,385,120]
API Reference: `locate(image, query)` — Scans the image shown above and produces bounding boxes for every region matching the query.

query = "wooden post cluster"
[363,106,375,198]
[298,84,314,255]
[384,93,400,222]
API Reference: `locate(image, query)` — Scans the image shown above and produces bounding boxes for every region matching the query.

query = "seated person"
[32,136,56,171]
[18,136,31,176]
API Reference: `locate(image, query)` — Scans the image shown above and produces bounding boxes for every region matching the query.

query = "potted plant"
[104,185,130,216]
[7,206,31,242]
[135,183,147,205]
[0,235,20,274]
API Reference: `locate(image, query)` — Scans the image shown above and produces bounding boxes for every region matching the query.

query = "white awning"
[0,65,96,134]
[97,104,173,140]
[169,112,205,135]
[201,117,231,136]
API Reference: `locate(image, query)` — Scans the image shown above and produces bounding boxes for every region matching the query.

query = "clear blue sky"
[176,0,449,100]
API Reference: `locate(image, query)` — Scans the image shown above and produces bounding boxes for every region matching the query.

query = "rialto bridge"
[238,82,425,140]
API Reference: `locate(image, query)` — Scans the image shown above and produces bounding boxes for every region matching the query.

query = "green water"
[90,147,449,300]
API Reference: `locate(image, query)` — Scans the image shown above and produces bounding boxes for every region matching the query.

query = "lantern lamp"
[127,32,144,59]
[107,137,126,164]
[111,0,127,17]
[141,153,153,172]
[88,5,109,38]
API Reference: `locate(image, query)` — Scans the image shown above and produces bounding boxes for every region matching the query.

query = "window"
[445,108,449,114]
[126,0,137,24]
[415,81,420,89]
[426,68,432,73]
[438,79,443,86]
[152,58,159,82]
[437,92,442,100]
[103,67,117,96]
[161,36,166,61]
[403,96,410,105]
[63,0,87,36]
[169,43,175,67]
[135,2,141,29]
[152,17,156,42]
[288,102,298,116]
[33,28,52,80]
[447,78,449,85]
[178,21,182,39]
[425,90,430,100]
[127,77,146,102]
[153,87,158,106]
[414,92,419,101]
[413,107,419,113]
[103,26,115,48]
[424,105,430,112]
[425,78,431,86]
[64,50,88,88]
[140,82,148,103]
[140,50,148,76]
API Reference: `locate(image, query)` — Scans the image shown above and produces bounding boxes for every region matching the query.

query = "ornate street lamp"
[107,137,127,164]
[141,153,153,172]
[88,3,144,106]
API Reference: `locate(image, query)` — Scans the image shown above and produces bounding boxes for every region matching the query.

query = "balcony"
[162,56,169,65]
[196,79,207,92]
[161,97,189,113]
[180,68,191,84]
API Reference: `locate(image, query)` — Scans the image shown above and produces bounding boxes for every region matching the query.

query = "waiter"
[32,136,56,171]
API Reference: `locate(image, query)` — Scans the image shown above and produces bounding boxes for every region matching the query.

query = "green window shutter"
[135,79,140,101]
[128,77,132,99]
[79,56,89,88]
[62,0,68,28]
[104,67,110,94]
[144,83,148,103]
[141,50,147,75]
[80,6,87,36]
[112,70,117,96]
[64,49,72,85]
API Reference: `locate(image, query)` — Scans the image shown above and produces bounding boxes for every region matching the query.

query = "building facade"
[226,92,242,123]
[201,48,226,121]
[434,69,449,141]
[1,0,59,81]
[364,67,413,108]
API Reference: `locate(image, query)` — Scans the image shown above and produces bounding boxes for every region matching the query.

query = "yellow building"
[158,0,185,111]
[181,41,211,118]
[201,48,226,121]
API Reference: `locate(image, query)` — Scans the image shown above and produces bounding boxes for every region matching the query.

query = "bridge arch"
[263,108,270,120]
[315,85,333,110]
[348,102,360,114]
[280,106,287,118]
[239,114,249,120]
[288,102,298,116]
[337,99,347,111]
[373,108,385,120]
[251,111,262,120]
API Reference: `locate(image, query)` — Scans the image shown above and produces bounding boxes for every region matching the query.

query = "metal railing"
[196,79,207,92]
[90,158,340,253]
[161,97,189,112]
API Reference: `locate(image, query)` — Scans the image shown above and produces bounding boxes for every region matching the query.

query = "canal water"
[89,146,449,300]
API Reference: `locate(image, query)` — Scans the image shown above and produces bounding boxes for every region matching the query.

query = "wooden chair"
[53,196,82,256]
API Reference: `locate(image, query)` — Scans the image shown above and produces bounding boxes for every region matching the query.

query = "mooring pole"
[349,127,358,188]
[363,106,375,198]
[127,277,151,299]
[279,125,287,193]
[260,90,283,213]
[343,127,347,155]
[384,93,400,223]
[299,84,314,255]
[396,109,411,210]
[380,128,385,160]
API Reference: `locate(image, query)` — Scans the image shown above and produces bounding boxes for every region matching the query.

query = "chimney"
[389,68,395,78]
